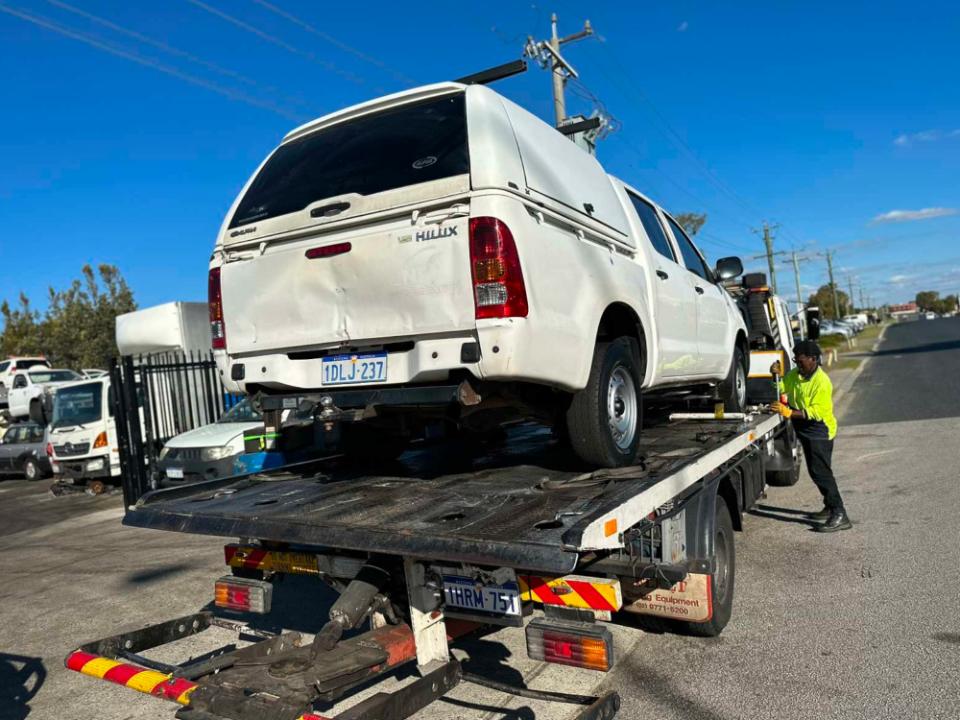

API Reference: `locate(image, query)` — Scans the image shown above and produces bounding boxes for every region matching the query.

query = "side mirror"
[807,306,821,340]
[715,256,743,280]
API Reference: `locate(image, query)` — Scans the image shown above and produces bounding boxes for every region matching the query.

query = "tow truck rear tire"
[566,338,642,468]
[684,500,735,637]
[766,442,803,487]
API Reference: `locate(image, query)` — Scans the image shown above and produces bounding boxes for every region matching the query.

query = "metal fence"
[110,351,241,507]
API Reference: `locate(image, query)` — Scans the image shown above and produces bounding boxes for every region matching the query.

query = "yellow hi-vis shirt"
[782,366,837,440]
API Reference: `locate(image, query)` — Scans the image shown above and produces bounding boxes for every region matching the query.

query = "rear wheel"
[566,338,642,468]
[23,457,40,481]
[766,439,803,487]
[683,500,735,637]
[718,345,747,412]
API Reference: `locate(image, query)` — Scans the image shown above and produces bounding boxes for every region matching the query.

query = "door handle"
[695,286,705,294]
[656,270,669,280]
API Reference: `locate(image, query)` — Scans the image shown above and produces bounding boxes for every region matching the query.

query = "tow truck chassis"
[67,411,793,720]
[66,611,620,720]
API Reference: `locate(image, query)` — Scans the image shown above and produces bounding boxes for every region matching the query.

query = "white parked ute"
[6,367,82,420]
[211,82,749,467]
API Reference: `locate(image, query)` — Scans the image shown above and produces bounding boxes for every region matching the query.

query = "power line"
[248,0,418,86]
[184,0,368,87]
[0,3,305,121]
[44,0,309,108]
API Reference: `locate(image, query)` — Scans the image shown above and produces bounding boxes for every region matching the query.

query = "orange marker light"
[604,518,618,537]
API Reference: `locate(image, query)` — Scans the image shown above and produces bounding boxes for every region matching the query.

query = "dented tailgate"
[220,216,475,355]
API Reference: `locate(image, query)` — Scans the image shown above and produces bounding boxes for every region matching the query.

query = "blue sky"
[1,0,958,315]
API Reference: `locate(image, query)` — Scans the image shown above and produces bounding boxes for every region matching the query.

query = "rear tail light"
[208,267,226,350]
[214,575,272,613]
[525,618,613,671]
[469,217,528,319]
[46,442,53,458]
[93,431,108,449]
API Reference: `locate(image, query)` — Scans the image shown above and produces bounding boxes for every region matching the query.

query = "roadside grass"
[855,323,887,345]
[832,357,862,371]
[818,334,849,350]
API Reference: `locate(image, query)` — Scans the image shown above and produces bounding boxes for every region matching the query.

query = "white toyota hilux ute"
[210,82,749,467]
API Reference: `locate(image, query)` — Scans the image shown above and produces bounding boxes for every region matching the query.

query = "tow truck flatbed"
[125,414,783,574]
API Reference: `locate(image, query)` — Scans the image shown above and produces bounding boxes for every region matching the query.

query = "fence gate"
[110,351,239,507]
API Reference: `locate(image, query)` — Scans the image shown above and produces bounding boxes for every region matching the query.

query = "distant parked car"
[0,357,51,409]
[158,398,267,486]
[924,311,937,320]
[0,422,51,480]
[6,368,83,420]
[821,321,854,339]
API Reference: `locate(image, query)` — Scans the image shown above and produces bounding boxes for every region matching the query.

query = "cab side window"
[29,426,44,443]
[13,374,27,389]
[667,218,712,281]
[627,193,677,262]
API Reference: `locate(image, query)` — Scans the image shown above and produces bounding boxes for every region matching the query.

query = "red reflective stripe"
[102,662,144,685]
[66,651,97,671]
[224,545,238,564]
[566,580,615,612]
[524,576,564,605]
[157,676,198,701]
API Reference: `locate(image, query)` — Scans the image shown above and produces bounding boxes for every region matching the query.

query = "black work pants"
[798,435,845,511]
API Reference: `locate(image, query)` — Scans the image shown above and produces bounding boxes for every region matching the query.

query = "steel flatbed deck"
[125,413,782,573]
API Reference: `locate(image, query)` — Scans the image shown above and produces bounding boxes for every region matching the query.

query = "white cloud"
[888,274,913,284]
[894,128,960,146]
[677,20,689,32]
[871,208,958,224]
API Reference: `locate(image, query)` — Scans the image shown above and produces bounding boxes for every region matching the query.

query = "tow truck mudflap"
[66,611,621,720]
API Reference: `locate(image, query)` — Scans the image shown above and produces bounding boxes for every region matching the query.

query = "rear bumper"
[219,318,588,397]
[222,334,481,395]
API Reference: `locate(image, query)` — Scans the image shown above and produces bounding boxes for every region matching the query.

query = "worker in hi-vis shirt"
[770,339,851,532]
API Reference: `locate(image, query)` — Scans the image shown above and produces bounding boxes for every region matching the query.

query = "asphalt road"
[1,318,958,720]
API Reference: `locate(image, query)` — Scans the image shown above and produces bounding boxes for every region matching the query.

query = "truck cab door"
[622,191,700,377]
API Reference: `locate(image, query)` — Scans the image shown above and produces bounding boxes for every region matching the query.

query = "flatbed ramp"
[125,414,781,573]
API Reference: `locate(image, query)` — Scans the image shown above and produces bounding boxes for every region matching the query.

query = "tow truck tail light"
[469,217,528,319]
[93,431,108,449]
[46,442,53,457]
[525,618,613,672]
[214,575,272,613]
[208,267,226,350]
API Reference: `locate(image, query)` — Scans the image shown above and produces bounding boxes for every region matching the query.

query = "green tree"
[0,293,44,356]
[674,212,707,236]
[807,284,849,321]
[0,264,137,369]
[915,290,940,311]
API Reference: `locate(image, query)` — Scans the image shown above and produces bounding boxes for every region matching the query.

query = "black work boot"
[814,508,852,532]
[806,507,831,521]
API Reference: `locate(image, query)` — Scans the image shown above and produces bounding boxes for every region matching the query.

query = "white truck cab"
[211,82,748,467]
[47,377,121,483]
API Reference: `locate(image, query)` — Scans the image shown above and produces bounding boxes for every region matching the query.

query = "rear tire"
[719,345,747,412]
[23,457,41,481]
[766,440,803,487]
[566,338,642,468]
[683,499,735,637]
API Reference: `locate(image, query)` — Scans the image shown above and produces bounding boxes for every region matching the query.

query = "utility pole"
[751,222,781,294]
[525,13,593,127]
[824,250,840,320]
[847,276,856,314]
[789,251,807,339]
[859,286,866,311]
